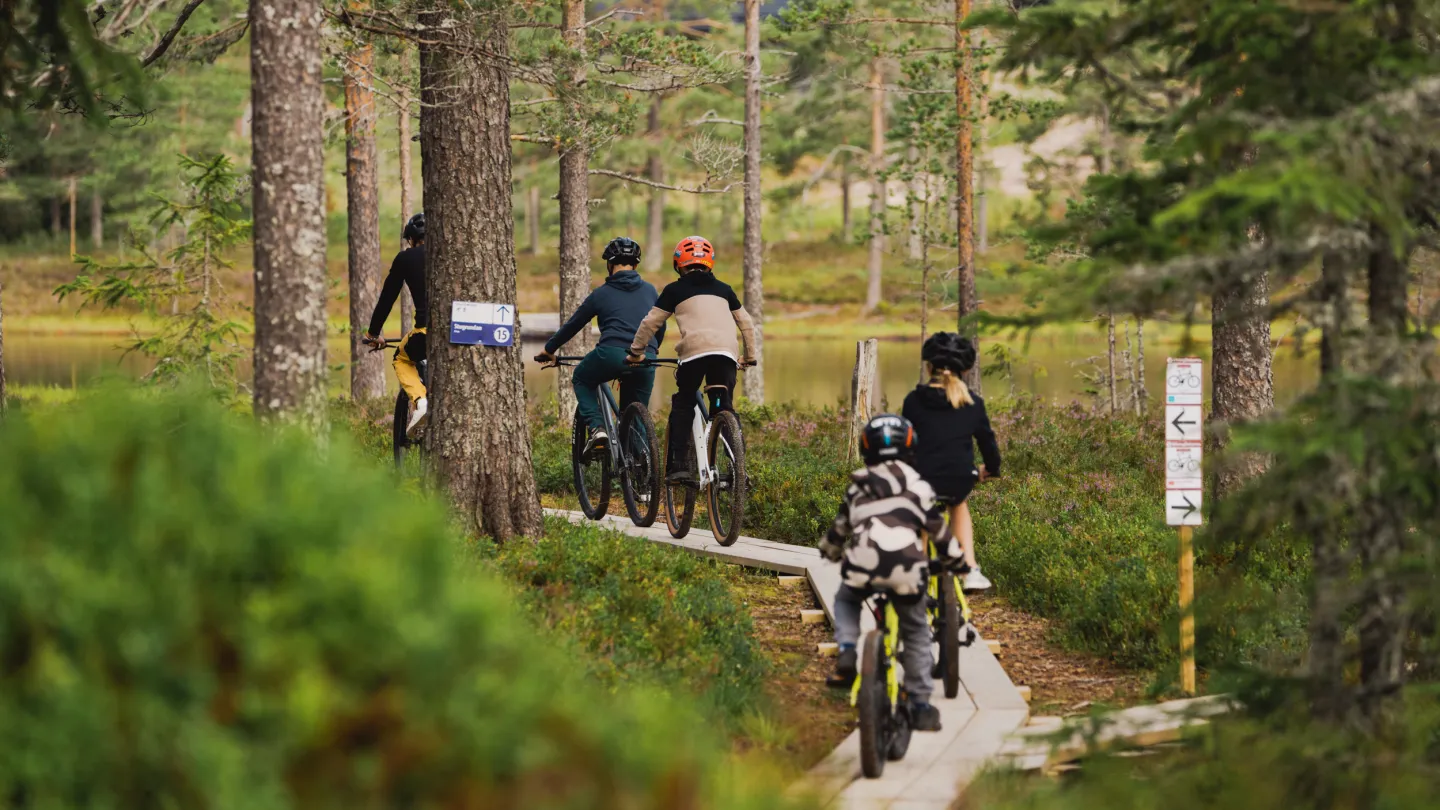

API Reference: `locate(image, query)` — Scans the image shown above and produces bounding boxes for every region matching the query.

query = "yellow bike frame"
[850,598,902,707]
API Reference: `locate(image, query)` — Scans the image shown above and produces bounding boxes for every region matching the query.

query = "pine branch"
[688,110,744,126]
[587,169,739,194]
[141,0,209,67]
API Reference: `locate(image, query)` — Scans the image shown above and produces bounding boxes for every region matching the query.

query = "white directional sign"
[1165,356,1204,527]
[1166,443,1203,487]
[1165,404,1203,442]
[1165,357,1203,405]
[1166,489,1203,526]
[450,301,516,347]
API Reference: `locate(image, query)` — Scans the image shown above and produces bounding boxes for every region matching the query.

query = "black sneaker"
[910,702,942,732]
[583,429,609,458]
[825,648,857,689]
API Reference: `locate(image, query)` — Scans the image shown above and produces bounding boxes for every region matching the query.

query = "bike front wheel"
[618,403,660,527]
[663,430,696,539]
[939,572,962,700]
[858,629,891,779]
[392,390,414,470]
[573,408,611,520]
[706,410,747,546]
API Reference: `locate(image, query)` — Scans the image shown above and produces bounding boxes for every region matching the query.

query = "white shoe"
[406,397,428,438]
[962,566,992,592]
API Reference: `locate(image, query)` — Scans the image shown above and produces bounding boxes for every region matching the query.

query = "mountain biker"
[362,212,429,436]
[902,332,1002,591]
[534,236,666,455]
[625,235,757,485]
[819,413,968,732]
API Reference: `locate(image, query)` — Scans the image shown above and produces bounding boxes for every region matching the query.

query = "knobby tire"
[707,410,747,546]
[573,408,611,520]
[940,572,962,700]
[619,403,660,527]
[858,629,890,779]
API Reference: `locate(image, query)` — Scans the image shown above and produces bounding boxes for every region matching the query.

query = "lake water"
[5,331,1319,409]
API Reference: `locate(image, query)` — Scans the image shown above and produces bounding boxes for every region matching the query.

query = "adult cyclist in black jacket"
[363,213,429,436]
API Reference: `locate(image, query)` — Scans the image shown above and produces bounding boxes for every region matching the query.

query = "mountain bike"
[928,537,978,700]
[646,358,748,546]
[544,357,661,527]
[367,336,426,470]
[852,588,913,779]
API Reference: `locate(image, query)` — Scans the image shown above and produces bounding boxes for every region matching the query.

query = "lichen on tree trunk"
[250,0,328,431]
[419,1,542,541]
[1210,270,1274,496]
[954,0,980,394]
[344,40,386,402]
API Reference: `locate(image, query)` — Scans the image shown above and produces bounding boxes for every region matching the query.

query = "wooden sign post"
[1165,357,1203,695]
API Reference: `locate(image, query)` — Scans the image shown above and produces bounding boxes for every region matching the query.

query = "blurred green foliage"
[0,389,809,810]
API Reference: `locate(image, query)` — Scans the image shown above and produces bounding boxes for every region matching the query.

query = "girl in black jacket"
[901,333,1002,591]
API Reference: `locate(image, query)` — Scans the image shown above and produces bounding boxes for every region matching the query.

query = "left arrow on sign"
[1171,408,1198,437]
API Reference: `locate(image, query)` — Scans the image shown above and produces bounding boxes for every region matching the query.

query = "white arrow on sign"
[1166,489,1203,526]
[1165,404,1203,441]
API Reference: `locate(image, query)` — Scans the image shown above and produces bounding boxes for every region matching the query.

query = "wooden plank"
[996,695,1235,771]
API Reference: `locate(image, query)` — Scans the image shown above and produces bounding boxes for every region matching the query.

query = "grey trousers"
[834,583,934,703]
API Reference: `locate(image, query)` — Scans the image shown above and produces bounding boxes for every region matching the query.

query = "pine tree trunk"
[555,0,592,421]
[50,195,62,236]
[907,140,922,261]
[68,177,77,257]
[954,0,980,394]
[418,0,542,542]
[1107,312,1117,413]
[1319,253,1347,377]
[527,184,541,255]
[1135,318,1148,414]
[841,160,852,242]
[742,0,765,403]
[865,57,885,314]
[344,41,386,401]
[0,279,7,413]
[398,80,416,332]
[643,95,665,272]
[1211,269,1274,495]
[1353,236,1410,727]
[90,189,103,250]
[250,0,328,430]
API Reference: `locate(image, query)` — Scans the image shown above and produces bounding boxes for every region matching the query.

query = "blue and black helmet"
[860,413,916,465]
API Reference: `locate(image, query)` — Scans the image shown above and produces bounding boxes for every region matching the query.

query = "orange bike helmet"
[673,235,715,272]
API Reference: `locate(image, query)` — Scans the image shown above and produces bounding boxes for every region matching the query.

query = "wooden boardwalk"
[545,509,1032,809]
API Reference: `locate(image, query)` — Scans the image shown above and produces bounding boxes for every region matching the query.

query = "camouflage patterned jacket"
[818,460,964,595]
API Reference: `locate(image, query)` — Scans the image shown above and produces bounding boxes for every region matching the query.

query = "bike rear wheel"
[706,410,747,546]
[858,629,891,779]
[392,390,412,470]
[939,572,962,699]
[619,403,660,527]
[663,431,696,539]
[573,408,611,520]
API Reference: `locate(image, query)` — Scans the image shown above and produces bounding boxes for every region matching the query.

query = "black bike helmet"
[602,236,642,266]
[403,212,425,242]
[922,332,977,375]
[859,413,916,466]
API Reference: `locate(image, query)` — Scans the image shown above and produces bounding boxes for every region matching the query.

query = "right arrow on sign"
[1171,494,1197,521]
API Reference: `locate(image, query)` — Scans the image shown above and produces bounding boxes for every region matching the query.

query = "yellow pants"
[394,328,427,403]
